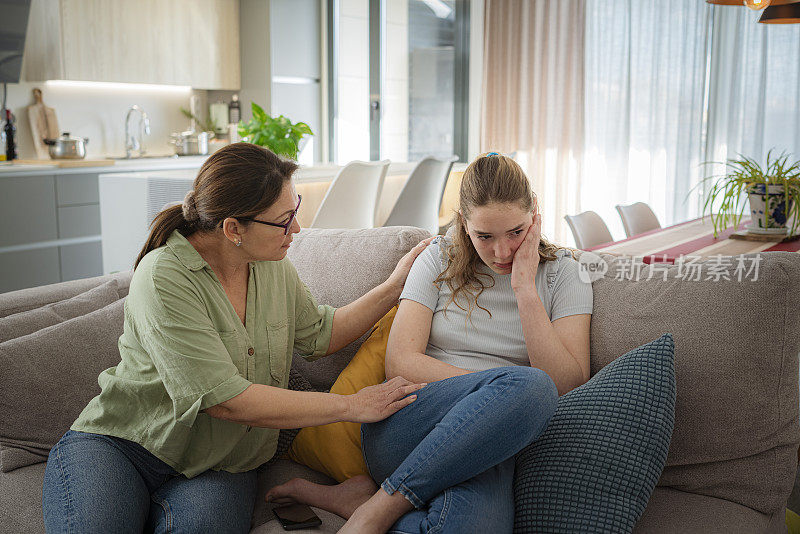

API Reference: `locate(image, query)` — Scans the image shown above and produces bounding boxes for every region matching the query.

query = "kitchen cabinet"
[0,175,58,248]
[0,248,61,294]
[0,157,210,293]
[22,0,241,90]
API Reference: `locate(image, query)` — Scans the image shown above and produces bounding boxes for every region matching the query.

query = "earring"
[236,240,242,247]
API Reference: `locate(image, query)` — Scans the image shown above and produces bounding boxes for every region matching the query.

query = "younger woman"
[267,153,593,533]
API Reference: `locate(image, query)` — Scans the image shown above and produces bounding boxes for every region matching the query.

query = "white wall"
[3,81,200,160]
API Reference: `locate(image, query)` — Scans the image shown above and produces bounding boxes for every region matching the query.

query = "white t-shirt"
[399,237,593,372]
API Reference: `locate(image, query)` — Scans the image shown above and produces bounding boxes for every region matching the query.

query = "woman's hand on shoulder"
[343,376,427,423]
[511,211,542,293]
[385,236,437,298]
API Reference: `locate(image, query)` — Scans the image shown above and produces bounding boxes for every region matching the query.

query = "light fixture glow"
[44,80,192,93]
[744,0,771,10]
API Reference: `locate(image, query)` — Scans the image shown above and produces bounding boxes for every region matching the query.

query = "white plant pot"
[747,184,792,235]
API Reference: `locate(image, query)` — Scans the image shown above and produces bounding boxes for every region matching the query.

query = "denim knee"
[494,367,558,441]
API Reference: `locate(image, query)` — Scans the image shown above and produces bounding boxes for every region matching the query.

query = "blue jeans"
[361,366,558,534]
[42,430,258,533]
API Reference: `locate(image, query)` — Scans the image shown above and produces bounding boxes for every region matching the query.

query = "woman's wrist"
[380,279,403,304]
[513,284,539,304]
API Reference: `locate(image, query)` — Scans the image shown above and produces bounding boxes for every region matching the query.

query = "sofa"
[1,226,798,534]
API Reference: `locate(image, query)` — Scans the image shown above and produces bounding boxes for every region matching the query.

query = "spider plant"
[699,150,800,237]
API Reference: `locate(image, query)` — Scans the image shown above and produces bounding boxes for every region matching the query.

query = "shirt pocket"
[218,331,247,378]
[266,320,289,383]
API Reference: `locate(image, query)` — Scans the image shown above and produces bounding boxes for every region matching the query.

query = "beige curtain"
[481,0,586,244]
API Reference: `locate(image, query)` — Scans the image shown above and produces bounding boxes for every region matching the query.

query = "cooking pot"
[170,130,214,156]
[43,132,88,159]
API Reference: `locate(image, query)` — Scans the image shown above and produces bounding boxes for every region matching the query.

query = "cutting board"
[27,88,60,160]
[9,159,116,168]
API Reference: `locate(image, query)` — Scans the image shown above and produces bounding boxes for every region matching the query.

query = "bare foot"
[265,475,378,519]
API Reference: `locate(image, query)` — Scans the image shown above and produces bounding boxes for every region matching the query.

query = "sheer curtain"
[481,0,585,244]
[704,6,800,192]
[482,1,800,247]
[582,0,711,240]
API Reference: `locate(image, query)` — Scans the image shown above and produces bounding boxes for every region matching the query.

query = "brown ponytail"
[134,143,298,269]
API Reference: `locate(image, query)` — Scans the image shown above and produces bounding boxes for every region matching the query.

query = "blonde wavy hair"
[435,152,570,319]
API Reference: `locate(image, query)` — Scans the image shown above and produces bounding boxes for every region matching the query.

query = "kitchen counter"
[0,155,210,177]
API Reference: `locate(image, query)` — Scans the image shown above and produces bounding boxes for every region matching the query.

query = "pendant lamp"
[759,2,800,22]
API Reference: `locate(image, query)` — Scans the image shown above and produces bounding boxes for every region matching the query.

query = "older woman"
[42,143,430,533]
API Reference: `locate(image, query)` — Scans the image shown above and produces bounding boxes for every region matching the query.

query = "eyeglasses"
[234,195,302,236]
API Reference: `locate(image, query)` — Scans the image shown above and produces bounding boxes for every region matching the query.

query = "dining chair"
[382,155,458,234]
[310,159,390,229]
[615,202,661,238]
[564,211,615,249]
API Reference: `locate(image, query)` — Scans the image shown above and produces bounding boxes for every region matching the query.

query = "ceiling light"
[759,1,800,22]
[744,0,771,10]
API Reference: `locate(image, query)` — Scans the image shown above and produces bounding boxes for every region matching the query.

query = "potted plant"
[237,102,313,161]
[700,150,800,238]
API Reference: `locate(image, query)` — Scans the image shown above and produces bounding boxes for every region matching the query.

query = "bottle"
[210,99,229,134]
[4,109,17,161]
[0,120,6,161]
[228,94,241,125]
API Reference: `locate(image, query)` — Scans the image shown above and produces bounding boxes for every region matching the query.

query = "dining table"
[586,215,800,264]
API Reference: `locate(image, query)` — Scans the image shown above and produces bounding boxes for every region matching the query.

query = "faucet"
[125,105,151,158]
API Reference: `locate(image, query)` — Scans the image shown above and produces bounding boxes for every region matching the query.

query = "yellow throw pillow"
[288,306,397,482]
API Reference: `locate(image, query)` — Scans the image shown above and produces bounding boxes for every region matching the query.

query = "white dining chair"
[310,159,390,229]
[615,202,661,238]
[382,155,458,234]
[564,211,615,249]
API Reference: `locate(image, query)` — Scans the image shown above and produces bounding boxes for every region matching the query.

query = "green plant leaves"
[236,103,314,161]
[699,149,800,237]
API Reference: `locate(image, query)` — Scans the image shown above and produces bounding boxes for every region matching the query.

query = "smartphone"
[272,503,323,531]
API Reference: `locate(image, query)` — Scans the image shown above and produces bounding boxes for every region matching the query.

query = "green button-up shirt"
[72,230,335,478]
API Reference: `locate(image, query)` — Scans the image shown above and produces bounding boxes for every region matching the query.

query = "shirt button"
[248,347,254,356]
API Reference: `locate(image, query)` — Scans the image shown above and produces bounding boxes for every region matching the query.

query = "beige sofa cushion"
[0,279,119,342]
[589,252,800,516]
[0,299,125,472]
[286,226,432,390]
[0,271,132,318]
[633,487,786,534]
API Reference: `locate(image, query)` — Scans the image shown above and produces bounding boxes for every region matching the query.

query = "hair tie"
[485,152,500,157]
[182,190,199,223]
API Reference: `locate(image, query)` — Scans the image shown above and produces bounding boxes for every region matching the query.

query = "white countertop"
[0,155,211,177]
[97,161,424,184]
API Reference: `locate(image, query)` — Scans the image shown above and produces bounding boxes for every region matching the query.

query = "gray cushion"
[0,271,132,318]
[252,459,344,533]
[633,487,786,534]
[0,279,119,343]
[0,299,125,472]
[514,334,675,533]
[589,251,800,515]
[286,226,432,390]
[0,463,45,534]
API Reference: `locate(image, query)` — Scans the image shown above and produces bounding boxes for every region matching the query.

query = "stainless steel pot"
[170,130,214,156]
[43,132,88,159]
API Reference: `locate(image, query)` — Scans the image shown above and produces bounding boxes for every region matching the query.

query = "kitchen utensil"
[27,88,59,159]
[209,100,229,134]
[170,130,213,156]
[43,132,88,159]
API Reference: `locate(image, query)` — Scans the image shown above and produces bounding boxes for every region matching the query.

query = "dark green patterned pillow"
[513,333,676,534]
